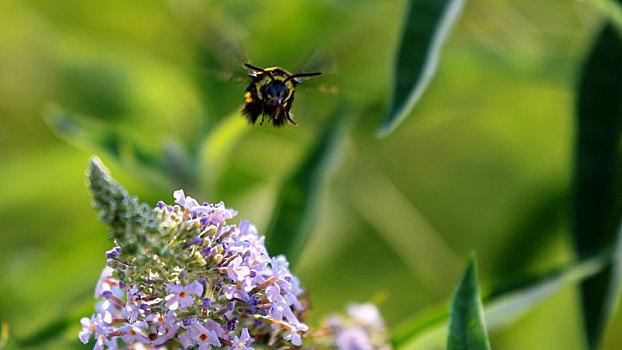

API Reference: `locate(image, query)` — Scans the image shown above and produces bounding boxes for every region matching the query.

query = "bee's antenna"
[243,63,275,81]
[284,71,323,83]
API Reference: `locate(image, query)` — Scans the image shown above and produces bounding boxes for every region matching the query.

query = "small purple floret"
[105,246,120,259]
[202,297,212,308]
[227,317,238,331]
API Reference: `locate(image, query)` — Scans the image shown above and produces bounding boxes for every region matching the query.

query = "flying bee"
[241,63,322,127]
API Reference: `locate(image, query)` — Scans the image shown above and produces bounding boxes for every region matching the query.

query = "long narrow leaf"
[45,108,169,189]
[586,0,622,37]
[393,254,608,350]
[446,257,490,350]
[45,107,123,159]
[265,107,350,267]
[378,0,466,137]
[572,17,622,349]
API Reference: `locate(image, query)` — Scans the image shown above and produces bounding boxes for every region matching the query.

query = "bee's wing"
[192,36,258,117]
[197,38,252,85]
[290,51,339,95]
[293,50,337,76]
[293,74,340,97]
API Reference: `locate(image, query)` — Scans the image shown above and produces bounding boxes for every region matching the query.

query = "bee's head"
[265,81,291,105]
[243,62,323,105]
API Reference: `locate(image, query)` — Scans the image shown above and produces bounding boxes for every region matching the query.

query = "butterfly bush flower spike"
[80,157,391,349]
[80,158,308,349]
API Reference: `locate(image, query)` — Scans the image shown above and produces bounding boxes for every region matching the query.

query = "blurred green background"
[1,0,621,349]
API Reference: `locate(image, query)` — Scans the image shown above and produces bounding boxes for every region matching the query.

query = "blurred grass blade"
[378,0,466,137]
[198,111,249,196]
[393,254,608,349]
[572,17,622,350]
[265,107,351,266]
[349,165,461,290]
[446,257,490,350]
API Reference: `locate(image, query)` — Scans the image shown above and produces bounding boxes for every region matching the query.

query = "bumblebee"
[241,63,322,127]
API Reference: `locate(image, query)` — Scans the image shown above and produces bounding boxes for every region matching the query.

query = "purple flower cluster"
[318,303,391,350]
[80,190,308,349]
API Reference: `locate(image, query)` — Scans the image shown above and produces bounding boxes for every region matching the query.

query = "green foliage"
[572,13,622,349]
[392,254,608,349]
[379,0,466,137]
[446,257,490,350]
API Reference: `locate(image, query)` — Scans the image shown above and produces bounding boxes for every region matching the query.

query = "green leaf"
[572,17,622,349]
[45,108,169,189]
[446,257,490,350]
[484,254,607,331]
[378,0,466,137]
[393,254,608,350]
[265,107,351,267]
[491,188,567,276]
[585,0,622,37]
[45,107,123,158]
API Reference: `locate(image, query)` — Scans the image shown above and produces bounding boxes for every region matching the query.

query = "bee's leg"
[283,95,297,126]
[260,113,265,126]
[286,111,299,126]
